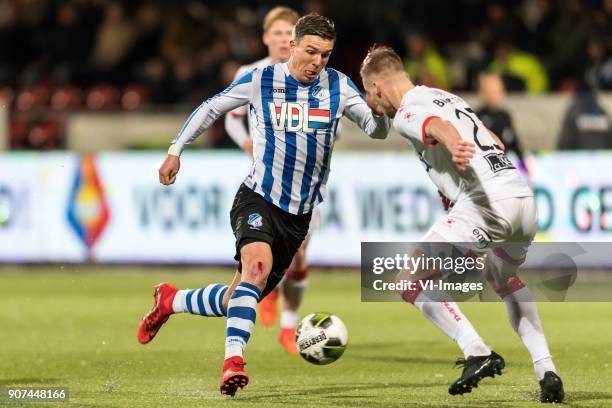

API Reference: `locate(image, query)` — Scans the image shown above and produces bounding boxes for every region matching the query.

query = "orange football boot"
[279,327,299,355]
[257,287,278,327]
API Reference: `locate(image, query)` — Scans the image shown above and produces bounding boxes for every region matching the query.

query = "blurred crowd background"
[1,0,611,150]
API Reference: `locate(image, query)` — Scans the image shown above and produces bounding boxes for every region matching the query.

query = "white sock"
[503,286,556,380]
[172,290,189,313]
[172,284,228,316]
[280,310,298,329]
[280,273,307,329]
[414,292,490,358]
[534,356,556,380]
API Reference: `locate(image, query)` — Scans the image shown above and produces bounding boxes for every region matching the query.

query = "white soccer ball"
[295,312,348,365]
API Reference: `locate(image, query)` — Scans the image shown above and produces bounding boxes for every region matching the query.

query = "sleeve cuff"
[168,144,183,157]
[421,116,440,147]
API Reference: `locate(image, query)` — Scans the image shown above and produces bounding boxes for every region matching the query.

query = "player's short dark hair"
[360,45,404,80]
[293,13,335,43]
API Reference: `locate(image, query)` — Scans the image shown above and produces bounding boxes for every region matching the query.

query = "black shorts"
[229,184,311,298]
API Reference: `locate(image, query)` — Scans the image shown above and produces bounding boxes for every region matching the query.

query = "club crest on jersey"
[311,86,328,99]
[269,102,330,132]
[247,213,263,229]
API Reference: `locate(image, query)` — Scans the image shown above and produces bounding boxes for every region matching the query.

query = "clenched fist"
[159,155,180,185]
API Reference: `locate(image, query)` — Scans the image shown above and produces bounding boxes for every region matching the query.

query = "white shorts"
[422,196,537,279]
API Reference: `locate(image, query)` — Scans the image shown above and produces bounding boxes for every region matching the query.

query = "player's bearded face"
[263,20,294,62]
[289,35,334,83]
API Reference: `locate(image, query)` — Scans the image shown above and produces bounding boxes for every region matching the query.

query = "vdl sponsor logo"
[269,102,331,132]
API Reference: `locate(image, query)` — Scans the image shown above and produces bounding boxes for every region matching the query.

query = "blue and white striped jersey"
[171,62,390,215]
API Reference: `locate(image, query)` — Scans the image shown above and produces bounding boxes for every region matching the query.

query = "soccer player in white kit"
[359,46,564,403]
[138,15,391,397]
[224,7,314,355]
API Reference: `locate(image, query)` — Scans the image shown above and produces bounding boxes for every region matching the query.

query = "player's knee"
[242,260,270,287]
[240,242,272,288]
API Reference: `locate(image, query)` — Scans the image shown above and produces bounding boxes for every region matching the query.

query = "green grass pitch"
[1,266,611,407]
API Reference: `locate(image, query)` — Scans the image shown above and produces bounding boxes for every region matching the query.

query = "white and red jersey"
[172,62,390,214]
[393,86,533,204]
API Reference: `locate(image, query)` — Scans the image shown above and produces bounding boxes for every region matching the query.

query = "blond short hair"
[263,6,299,32]
[360,45,404,80]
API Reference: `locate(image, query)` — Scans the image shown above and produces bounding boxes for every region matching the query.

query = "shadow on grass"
[229,381,533,408]
[359,355,450,365]
[0,378,60,386]
[233,382,443,406]
[347,341,410,350]
[566,390,612,402]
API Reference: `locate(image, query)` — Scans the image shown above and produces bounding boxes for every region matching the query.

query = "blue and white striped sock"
[225,282,261,359]
[172,284,228,317]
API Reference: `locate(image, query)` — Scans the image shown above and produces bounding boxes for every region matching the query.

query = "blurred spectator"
[403,30,450,89]
[90,1,136,84]
[169,57,199,104]
[220,60,241,88]
[141,58,174,105]
[523,0,558,56]
[592,0,612,40]
[479,1,527,53]
[6,0,612,155]
[558,84,612,149]
[488,40,549,94]
[122,2,163,81]
[545,0,591,89]
[0,1,26,85]
[476,72,527,173]
[3,0,612,102]
[160,5,206,66]
[585,34,612,91]
[47,2,97,85]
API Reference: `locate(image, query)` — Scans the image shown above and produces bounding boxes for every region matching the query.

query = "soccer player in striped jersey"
[359,46,563,403]
[224,7,312,355]
[138,14,390,397]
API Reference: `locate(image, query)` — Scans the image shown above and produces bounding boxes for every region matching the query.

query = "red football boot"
[137,282,177,344]
[258,287,278,327]
[220,356,249,397]
[279,327,299,355]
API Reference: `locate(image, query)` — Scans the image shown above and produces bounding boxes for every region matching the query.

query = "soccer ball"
[295,312,348,365]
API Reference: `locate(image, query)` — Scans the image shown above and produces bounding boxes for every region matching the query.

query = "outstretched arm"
[159,70,255,185]
[343,76,391,139]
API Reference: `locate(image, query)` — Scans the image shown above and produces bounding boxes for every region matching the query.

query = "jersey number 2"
[455,108,501,152]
